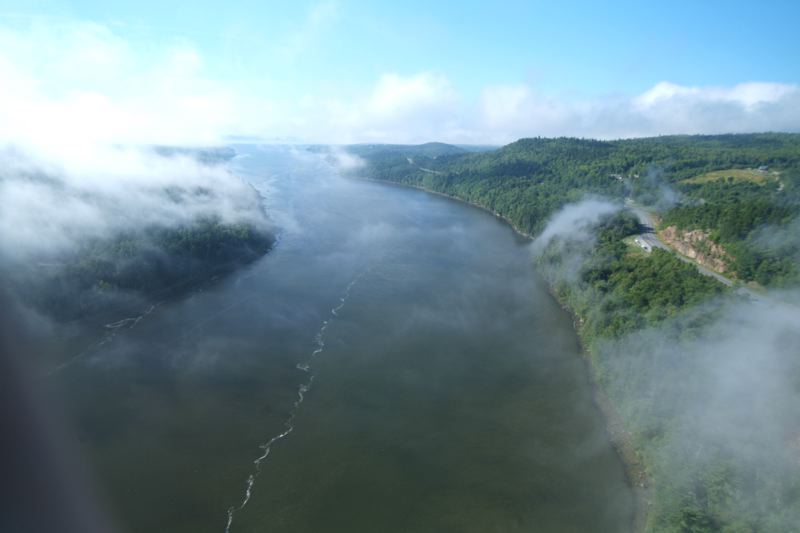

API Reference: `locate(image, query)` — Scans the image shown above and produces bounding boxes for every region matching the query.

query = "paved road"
[625,199,734,287]
[627,202,669,252]
[625,201,787,307]
[406,157,444,175]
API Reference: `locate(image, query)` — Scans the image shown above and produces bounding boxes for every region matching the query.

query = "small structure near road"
[634,237,652,253]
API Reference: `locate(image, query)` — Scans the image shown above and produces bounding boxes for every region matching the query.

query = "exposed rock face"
[660,226,731,273]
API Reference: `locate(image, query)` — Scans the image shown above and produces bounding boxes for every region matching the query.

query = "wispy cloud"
[478,81,800,142]
[0,20,238,157]
[0,21,266,269]
[0,17,798,148]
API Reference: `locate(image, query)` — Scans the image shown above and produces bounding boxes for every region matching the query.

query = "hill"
[30,215,275,322]
[1,146,276,322]
[348,133,800,532]
[350,134,800,286]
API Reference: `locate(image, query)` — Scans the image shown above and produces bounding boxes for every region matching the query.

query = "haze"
[2,2,800,533]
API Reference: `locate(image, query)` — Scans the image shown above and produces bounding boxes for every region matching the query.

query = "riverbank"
[355,175,649,533]
[357,177,535,240]
[47,145,636,533]
[549,289,651,533]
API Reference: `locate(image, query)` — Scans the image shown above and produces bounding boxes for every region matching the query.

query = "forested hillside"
[348,134,800,285]
[31,216,275,321]
[3,146,276,322]
[347,134,800,533]
[661,175,800,286]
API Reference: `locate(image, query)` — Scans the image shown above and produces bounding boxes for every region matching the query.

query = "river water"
[46,145,633,532]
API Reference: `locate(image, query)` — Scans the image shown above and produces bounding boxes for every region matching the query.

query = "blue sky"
[0,0,799,144]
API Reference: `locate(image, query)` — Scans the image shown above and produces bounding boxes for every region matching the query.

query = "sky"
[0,0,799,146]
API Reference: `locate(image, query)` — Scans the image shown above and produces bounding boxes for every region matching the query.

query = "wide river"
[47,145,634,532]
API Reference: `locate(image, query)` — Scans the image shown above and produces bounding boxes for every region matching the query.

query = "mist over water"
[41,146,633,532]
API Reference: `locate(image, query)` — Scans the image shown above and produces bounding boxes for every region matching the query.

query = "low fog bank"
[597,294,800,529]
[303,145,367,173]
[532,198,800,530]
[531,197,622,282]
[626,167,682,212]
[0,144,275,321]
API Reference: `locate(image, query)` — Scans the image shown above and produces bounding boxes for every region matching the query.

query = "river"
[44,145,634,532]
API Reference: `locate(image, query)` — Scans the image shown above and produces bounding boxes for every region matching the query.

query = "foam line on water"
[223,267,371,533]
[50,264,267,378]
[47,302,162,376]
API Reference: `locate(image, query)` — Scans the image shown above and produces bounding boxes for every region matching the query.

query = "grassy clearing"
[623,236,650,257]
[681,168,780,184]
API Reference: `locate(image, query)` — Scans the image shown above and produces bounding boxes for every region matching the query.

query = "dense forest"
[534,213,800,533]
[6,146,276,322]
[661,175,800,286]
[348,133,800,233]
[538,213,725,342]
[30,216,275,321]
[347,133,800,533]
[348,134,800,286]
[152,145,238,165]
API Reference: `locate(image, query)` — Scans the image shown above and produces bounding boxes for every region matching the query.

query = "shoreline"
[548,289,651,533]
[357,177,535,239]
[355,174,650,533]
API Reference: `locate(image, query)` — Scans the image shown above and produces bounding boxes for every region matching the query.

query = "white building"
[634,237,652,253]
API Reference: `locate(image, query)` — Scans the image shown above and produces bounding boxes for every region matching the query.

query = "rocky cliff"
[659,226,731,274]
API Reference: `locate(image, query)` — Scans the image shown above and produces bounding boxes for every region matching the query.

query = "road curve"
[625,199,734,287]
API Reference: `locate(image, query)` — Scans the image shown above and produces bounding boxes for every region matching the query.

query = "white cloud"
[0,19,238,163]
[0,143,269,267]
[367,72,456,118]
[252,71,461,144]
[479,81,800,143]
[634,81,797,110]
[480,85,575,138]
[0,18,798,150]
[0,21,267,268]
[352,72,461,142]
